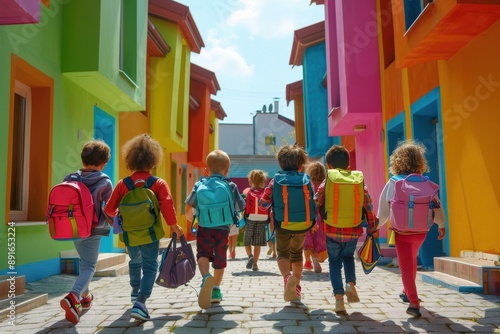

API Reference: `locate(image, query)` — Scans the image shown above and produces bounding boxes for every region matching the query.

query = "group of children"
[59,134,446,325]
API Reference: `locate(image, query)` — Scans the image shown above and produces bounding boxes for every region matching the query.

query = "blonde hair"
[248,169,268,188]
[206,150,231,174]
[389,140,428,175]
[305,160,326,184]
[122,134,163,172]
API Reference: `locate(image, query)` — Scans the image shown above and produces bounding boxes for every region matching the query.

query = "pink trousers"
[395,232,426,304]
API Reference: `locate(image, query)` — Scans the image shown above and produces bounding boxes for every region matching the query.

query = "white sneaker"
[335,297,346,313]
[345,283,360,303]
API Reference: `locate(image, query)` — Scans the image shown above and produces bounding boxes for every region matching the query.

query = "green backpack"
[118,176,165,246]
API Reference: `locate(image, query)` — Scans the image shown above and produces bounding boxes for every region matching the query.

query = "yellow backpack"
[324,169,364,228]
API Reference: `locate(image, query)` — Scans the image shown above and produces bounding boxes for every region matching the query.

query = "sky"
[177,0,325,124]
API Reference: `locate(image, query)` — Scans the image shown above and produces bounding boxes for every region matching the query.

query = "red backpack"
[46,173,96,240]
[245,188,270,219]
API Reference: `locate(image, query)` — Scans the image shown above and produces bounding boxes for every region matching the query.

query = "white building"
[219,110,296,189]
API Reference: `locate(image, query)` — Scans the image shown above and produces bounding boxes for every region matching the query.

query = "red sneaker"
[304,261,313,270]
[60,293,81,324]
[81,293,94,310]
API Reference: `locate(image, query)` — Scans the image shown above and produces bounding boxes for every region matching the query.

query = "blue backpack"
[272,171,316,233]
[195,175,237,228]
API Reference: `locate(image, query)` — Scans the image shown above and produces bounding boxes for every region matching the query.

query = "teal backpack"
[118,176,165,246]
[272,171,316,233]
[195,175,237,228]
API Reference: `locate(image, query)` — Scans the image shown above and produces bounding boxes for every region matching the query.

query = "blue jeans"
[326,237,358,296]
[71,235,102,297]
[128,241,159,303]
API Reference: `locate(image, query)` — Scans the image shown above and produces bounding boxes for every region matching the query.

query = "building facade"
[0,0,224,281]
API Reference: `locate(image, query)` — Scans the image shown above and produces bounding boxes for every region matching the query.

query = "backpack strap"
[408,195,415,228]
[145,176,159,188]
[254,191,259,215]
[303,185,311,227]
[123,176,135,191]
[353,183,361,226]
[333,183,339,226]
[282,185,289,227]
[67,204,79,239]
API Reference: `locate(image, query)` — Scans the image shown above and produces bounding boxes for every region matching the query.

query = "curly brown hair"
[305,160,326,184]
[206,150,231,174]
[81,139,110,166]
[122,134,163,172]
[389,140,428,175]
[248,169,268,188]
[276,144,308,171]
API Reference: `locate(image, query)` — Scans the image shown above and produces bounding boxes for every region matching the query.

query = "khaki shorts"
[275,229,306,263]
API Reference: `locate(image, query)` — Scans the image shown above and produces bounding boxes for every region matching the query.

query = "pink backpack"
[390,174,439,233]
[46,173,96,240]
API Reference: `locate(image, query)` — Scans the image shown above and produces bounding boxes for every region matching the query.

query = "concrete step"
[94,262,129,277]
[420,270,483,294]
[434,256,498,285]
[95,253,127,272]
[0,292,48,321]
[0,276,25,300]
[60,252,128,275]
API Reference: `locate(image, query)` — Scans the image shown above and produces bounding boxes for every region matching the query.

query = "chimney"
[273,98,279,114]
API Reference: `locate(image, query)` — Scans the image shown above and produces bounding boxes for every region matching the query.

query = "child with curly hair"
[105,134,183,321]
[377,140,446,318]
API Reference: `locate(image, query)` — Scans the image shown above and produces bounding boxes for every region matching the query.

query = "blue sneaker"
[131,302,150,321]
[211,287,223,303]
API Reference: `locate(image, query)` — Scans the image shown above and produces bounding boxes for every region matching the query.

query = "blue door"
[94,106,119,253]
[411,88,447,268]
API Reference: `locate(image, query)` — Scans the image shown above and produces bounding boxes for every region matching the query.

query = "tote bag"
[156,233,196,288]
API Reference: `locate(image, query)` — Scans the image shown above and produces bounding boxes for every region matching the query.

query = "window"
[265,135,276,146]
[176,43,188,137]
[8,55,53,224]
[404,0,433,31]
[170,160,178,212]
[181,165,187,214]
[10,81,32,221]
[119,0,138,84]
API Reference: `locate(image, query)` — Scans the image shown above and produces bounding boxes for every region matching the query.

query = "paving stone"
[0,247,499,333]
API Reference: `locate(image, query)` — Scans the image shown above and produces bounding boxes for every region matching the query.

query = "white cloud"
[191,30,255,77]
[226,0,323,39]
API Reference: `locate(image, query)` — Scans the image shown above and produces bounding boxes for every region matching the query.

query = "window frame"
[9,80,32,221]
